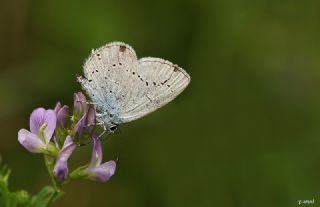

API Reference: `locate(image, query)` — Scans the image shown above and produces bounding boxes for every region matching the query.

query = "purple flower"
[86,135,116,182]
[53,136,76,182]
[54,102,61,113]
[72,92,96,142]
[72,107,96,138]
[18,108,57,154]
[54,102,69,128]
[53,102,70,147]
[72,113,87,138]
[73,92,88,119]
[86,107,96,134]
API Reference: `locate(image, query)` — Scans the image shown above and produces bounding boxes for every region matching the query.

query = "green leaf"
[12,190,30,206]
[0,157,63,207]
[28,186,64,207]
[0,178,11,207]
[0,158,31,207]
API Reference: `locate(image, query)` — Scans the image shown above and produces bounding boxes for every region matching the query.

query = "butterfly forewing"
[80,43,139,118]
[79,42,190,125]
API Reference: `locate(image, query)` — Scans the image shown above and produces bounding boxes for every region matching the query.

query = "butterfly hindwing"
[118,57,190,123]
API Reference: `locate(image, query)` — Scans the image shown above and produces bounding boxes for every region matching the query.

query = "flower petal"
[86,107,96,133]
[43,109,57,144]
[58,136,76,161]
[88,135,102,169]
[18,129,46,153]
[72,113,87,138]
[56,105,69,127]
[88,160,116,182]
[53,160,68,182]
[53,136,76,181]
[54,102,62,114]
[73,92,87,118]
[30,108,45,135]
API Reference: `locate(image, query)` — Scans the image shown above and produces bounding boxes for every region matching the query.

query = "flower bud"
[55,104,69,128]
[86,107,96,134]
[54,102,69,148]
[73,92,88,119]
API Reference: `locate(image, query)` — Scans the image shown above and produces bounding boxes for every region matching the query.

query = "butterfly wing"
[78,42,190,125]
[78,42,139,121]
[118,57,190,123]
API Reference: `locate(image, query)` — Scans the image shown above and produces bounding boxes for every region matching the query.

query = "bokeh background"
[1,0,320,206]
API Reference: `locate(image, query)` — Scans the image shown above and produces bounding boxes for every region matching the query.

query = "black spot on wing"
[119,45,126,52]
[138,75,144,81]
[161,79,168,85]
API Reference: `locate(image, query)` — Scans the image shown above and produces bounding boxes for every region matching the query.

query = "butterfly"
[77,42,190,134]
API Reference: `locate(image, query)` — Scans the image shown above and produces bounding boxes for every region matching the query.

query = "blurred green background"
[1,0,320,206]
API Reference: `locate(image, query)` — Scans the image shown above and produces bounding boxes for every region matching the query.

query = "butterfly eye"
[109,125,117,132]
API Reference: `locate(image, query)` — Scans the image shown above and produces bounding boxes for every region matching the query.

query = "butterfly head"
[108,124,119,133]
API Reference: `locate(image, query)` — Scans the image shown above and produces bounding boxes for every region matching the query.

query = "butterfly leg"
[89,114,108,138]
[85,122,104,127]
[98,124,108,139]
[79,122,106,147]
[96,112,108,118]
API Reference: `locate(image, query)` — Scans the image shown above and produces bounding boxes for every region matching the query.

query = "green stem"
[46,190,59,206]
[43,156,65,206]
[44,155,60,190]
